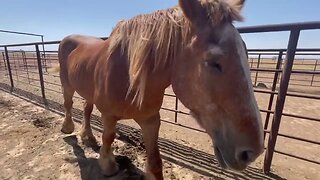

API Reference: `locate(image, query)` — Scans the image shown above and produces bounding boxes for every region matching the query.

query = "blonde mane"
[107,0,242,107]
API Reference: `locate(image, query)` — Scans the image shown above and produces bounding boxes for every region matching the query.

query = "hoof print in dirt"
[32,118,51,129]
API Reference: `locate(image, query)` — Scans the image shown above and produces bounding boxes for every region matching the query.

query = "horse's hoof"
[99,156,120,177]
[80,132,98,148]
[80,134,97,144]
[61,121,75,134]
[79,129,96,140]
[61,128,73,134]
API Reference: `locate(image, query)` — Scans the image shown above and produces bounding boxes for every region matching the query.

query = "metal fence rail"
[0,21,319,174]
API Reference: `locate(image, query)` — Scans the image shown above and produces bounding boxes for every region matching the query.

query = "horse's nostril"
[237,150,254,164]
[241,151,250,162]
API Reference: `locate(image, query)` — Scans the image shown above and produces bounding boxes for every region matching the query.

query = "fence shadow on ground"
[0,83,285,180]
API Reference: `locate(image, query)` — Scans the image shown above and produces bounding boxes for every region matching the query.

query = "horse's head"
[172,0,264,170]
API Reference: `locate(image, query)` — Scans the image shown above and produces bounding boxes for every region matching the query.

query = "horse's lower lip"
[214,146,228,169]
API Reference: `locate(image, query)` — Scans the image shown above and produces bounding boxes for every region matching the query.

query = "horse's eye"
[205,60,222,72]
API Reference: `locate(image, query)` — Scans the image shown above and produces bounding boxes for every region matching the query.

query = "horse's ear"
[179,0,207,28]
[227,0,245,21]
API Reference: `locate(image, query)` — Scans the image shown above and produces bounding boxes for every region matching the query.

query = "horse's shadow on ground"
[63,135,145,180]
[0,83,286,180]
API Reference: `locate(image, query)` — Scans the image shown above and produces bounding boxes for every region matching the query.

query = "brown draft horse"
[57,0,264,179]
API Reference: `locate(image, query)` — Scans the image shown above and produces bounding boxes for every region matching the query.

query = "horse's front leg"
[137,113,163,180]
[98,114,119,176]
[61,87,75,134]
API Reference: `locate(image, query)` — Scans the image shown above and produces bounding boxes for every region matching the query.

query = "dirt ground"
[0,87,319,179]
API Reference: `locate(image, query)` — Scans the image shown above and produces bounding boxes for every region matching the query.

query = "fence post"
[4,47,14,92]
[22,50,27,70]
[41,36,47,73]
[2,52,7,71]
[277,57,284,84]
[311,60,318,86]
[35,44,48,105]
[21,50,31,84]
[254,54,261,86]
[263,30,300,173]
[12,52,18,82]
[263,50,283,139]
[175,97,178,123]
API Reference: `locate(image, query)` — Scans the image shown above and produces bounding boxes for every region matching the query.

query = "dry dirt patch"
[0,91,144,180]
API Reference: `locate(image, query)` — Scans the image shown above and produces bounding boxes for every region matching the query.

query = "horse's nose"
[235,148,261,165]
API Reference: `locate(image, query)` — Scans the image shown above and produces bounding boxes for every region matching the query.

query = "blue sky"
[0,0,319,49]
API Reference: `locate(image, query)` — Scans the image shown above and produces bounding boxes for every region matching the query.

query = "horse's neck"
[143,59,173,94]
[144,52,179,97]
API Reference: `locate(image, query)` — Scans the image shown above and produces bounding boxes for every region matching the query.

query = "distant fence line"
[1,49,319,88]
